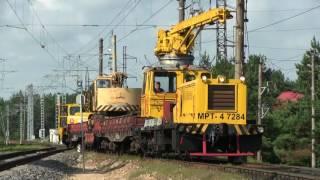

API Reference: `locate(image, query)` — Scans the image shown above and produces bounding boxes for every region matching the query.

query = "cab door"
[141,70,177,119]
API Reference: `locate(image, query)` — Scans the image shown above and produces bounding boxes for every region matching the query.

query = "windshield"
[70,106,80,115]
[96,79,111,88]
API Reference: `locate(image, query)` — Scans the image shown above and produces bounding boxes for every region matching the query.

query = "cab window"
[154,72,176,93]
[96,79,110,88]
[70,106,80,115]
[185,73,195,82]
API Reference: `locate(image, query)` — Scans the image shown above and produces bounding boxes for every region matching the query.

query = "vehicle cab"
[141,65,247,125]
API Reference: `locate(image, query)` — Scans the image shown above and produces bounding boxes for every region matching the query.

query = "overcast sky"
[0,0,320,99]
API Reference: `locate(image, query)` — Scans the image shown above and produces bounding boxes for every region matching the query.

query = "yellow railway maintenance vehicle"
[86,72,141,114]
[60,7,262,163]
[138,7,262,161]
[57,103,92,145]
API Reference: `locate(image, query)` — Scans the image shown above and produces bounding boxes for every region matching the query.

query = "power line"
[5,0,61,65]
[248,7,318,13]
[249,4,320,32]
[250,46,307,51]
[118,0,174,42]
[250,27,320,33]
[1,24,171,28]
[92,0,143,53]
[77,0,145,71]
[73,0,140,55]
[27,0,69,55]
[268,53,304,62]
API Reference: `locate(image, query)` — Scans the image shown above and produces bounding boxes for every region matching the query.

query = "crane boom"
[154,8,232,58]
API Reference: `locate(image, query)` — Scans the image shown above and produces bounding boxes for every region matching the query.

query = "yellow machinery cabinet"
[174,78,247,124]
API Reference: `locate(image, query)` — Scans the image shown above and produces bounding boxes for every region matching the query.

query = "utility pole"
[122,46,137,86]
[178,0,185,22]
[311,51,316,168]
[26,84,34,141]
[62,93,66,105]
[123,46,127,74]
[235,0,245,79]
[39,94,45,139]
[99,38,104,76]
[112,34,117,73]
[0,58,16,89]
[20,101,24,144]
[5,105,9,145]
[85,67,90,91]
[24,92,27,140]
[77,80,85,172]
[55,93,61,129]
[257,59,263,161]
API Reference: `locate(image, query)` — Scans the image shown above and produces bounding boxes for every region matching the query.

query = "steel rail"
[0,147,56,161]
[0,147,70,171]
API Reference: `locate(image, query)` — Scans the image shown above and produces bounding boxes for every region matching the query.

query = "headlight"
[217,75,225,83]
[201,75,207,81]
[240,76,245,82]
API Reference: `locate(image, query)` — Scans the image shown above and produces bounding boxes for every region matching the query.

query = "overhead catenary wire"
[268,53,304,62]
[248,4,320,32]
[5,0,61,65]
[249,27,320,33]
[27,0,70,55]
[0,24,171,28]
[250,46,307,51]
[117,0,174,42]
[80,0,173,72]
[73,0,141,56]
[248,7,320,13]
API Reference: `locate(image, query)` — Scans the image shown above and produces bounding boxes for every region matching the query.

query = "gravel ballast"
[0,150,80,180]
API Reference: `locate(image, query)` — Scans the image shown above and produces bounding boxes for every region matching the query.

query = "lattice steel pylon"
[190,0,202,62]
[5,105,9,145]
[19,101,24,144]
[26,84,34,141]
[39,94,45,139]
[55,94,61,129]
[62,94,66,104]
[216,0,228,61]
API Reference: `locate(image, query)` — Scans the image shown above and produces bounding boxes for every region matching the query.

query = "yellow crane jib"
[154,8,232,57]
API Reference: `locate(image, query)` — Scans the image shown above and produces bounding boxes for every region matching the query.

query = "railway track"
[240,163,320,180]
[94,149,320,179]
[178,160,320,180]
[0,146,70,171]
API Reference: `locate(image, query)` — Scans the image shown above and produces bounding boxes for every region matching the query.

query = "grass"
[79,152,248,180]
[128,159,247,180]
